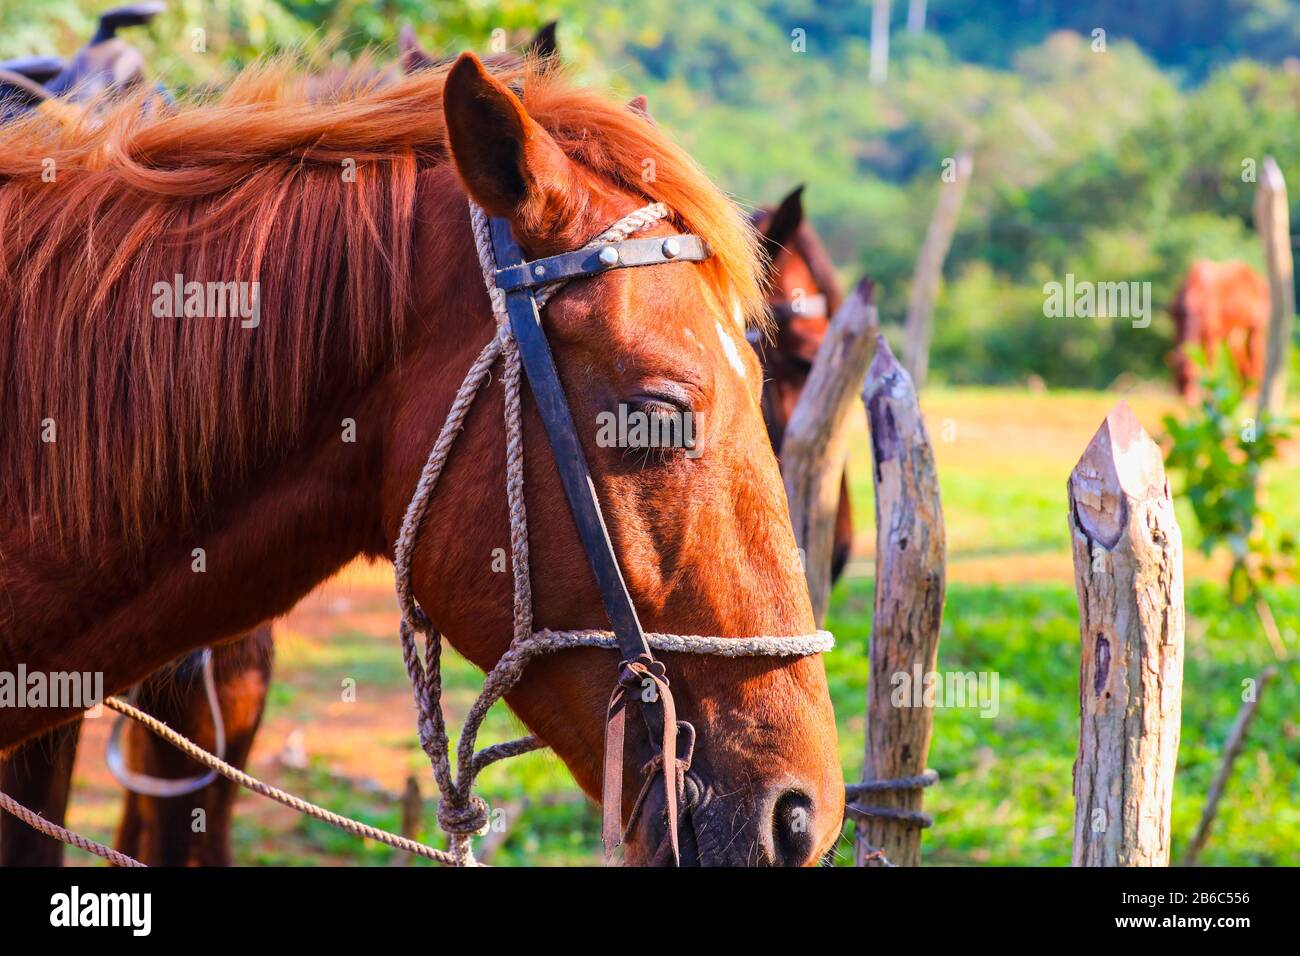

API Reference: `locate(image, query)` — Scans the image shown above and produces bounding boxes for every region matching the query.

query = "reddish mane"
[0,61,762,551]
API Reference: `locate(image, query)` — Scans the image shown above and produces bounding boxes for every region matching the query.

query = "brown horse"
[751,186,854,581]
[0,627,272,866]
[1170,259,1269,400]
[0,55,842,865]
[0,19,563,870]
[0,0,270,867]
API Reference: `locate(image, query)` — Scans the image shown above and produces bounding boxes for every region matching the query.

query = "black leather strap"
[489,217,661,673]
[495,234,708,292]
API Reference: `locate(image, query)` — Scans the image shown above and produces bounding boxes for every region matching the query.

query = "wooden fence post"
[903,152,973,390]
[850,336,946,867]
[870,0,891,86]
[392,774,422,866]
[1069,402,1185,866]
[782,279,879,625]
[906,0,927,33]
[1254,156,1295,420]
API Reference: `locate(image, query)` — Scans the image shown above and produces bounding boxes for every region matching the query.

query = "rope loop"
[437,794,491,837]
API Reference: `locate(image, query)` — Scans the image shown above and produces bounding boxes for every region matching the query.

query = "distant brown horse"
[0,56,842,865]
[1170,260,1269,400]
[751,186,854,581]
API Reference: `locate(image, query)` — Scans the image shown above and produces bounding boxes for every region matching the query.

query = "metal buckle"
[495,233,709,292]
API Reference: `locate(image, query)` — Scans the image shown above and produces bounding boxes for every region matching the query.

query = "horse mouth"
[624,770,835,866]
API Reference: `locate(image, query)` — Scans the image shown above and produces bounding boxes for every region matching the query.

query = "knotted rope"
[391,199,833,865]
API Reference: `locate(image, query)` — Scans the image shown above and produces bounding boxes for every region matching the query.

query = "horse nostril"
[771,789,816,867]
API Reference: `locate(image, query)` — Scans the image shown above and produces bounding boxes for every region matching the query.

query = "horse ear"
[526,20,559,61]
[399,24,436,73]
[627,94,653,121]
[759,184,805,275]
[443,53,574,226]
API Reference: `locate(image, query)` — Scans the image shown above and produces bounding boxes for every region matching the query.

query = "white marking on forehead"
[715,320,747,380]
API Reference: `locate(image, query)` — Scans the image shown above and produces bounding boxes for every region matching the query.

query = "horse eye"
[599,393,702,461]
[630,395,689,418]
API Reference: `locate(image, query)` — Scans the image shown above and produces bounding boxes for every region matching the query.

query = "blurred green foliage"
[2,0,1298,385]
[1164,351,1296,602]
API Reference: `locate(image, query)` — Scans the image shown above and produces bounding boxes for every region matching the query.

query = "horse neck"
[0,175,467,748]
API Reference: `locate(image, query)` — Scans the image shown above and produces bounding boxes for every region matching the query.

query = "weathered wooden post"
[850,336,946,867]
[870,0,892,85]
[1254,156,1294,419]
[906,0,927,33]
[903,151,972,389]
[393,774,422,866]
[782,279,878,625]
[1069,402,1185,866]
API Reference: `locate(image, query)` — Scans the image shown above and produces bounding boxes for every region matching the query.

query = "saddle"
[45,3,165,102]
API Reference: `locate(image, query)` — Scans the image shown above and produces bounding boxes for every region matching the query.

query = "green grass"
[827,579,1300,866]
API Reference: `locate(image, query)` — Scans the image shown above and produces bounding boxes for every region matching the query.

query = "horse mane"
[0,60,762,551]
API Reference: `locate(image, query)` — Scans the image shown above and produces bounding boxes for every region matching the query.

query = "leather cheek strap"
[602,657,687,865]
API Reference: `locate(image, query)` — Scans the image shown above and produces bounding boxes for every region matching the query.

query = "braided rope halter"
[391,198,833,866]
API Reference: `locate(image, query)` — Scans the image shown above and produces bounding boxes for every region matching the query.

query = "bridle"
[392,197,833,866]
[0,194,835,870]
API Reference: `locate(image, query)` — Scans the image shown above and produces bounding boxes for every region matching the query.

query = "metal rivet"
[662,237,681,259]
[598,246,620,267]
[533,265,545,276]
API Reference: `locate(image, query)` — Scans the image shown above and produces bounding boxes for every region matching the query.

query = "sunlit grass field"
[64,386,1298,865]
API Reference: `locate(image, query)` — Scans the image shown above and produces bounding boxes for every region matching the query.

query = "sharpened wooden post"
[782,279,879,625]
[1254,157,1294,419]
[1069,402,1185,867]
[903,151,972,390]
[853,336,946,867]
